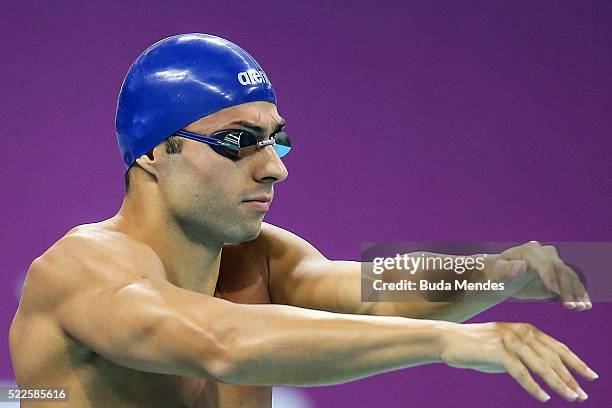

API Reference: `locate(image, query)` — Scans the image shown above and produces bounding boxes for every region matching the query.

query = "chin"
[243,224,263,242]
[227,222,262,243]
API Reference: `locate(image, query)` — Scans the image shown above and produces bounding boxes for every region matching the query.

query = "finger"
[541,246,591,311]
[554,262,576,308]
[567,267,590,311]
[536,331,599,380]
[541,245,560,257]
[509,337,580,401]
[504,356,551,402]
[576,289,592,310]
[568,269,592,309]
[526,334,589,401]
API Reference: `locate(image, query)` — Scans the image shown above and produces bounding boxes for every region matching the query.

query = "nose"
[252,144,288,183]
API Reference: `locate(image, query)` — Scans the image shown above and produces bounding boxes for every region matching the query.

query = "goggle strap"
[174,130,224,148]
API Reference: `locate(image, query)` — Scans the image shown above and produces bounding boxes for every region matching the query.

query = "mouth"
[241,195,273,212]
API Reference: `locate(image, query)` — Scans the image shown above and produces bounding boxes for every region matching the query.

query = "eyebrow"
[227,120,286,134]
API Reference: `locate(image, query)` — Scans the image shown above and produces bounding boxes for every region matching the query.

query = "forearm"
[216,303,449,386]
[367,252,514,322]
[370,293,508,322]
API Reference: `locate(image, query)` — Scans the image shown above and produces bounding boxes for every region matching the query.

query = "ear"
[135,145,163,179]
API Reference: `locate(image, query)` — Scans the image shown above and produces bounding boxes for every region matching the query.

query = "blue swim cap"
[116,33,277,168]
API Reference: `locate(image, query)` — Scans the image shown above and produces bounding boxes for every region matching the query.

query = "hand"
[484,241,591,310]
[441,322,598,402]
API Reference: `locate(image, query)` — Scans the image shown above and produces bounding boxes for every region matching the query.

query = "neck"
[110,188,222,295]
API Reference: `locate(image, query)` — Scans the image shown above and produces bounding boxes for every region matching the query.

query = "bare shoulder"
[19,224,166,313]
[257,223,327,262]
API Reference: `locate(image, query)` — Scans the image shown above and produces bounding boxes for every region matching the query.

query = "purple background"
[1,1,610,407]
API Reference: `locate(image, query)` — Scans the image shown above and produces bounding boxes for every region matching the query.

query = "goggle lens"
[213,130,292,159]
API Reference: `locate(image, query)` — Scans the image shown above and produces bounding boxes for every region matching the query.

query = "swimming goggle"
[174,128,292,160]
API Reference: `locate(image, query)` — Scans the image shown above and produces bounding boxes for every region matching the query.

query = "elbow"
[190,323,244,384]
[201,325,267,385]
[201,340,237,384]
[140,311,240,383]
[147,308,254,384]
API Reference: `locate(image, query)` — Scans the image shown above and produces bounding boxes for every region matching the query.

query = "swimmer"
[9,34,597,407]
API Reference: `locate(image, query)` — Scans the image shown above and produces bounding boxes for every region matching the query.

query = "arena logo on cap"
[237,70,270,86]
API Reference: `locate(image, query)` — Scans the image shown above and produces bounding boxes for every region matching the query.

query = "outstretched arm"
[36,232,445,385]
[263,224,591,321]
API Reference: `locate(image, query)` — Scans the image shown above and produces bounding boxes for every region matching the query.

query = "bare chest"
[214,241,271,304]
